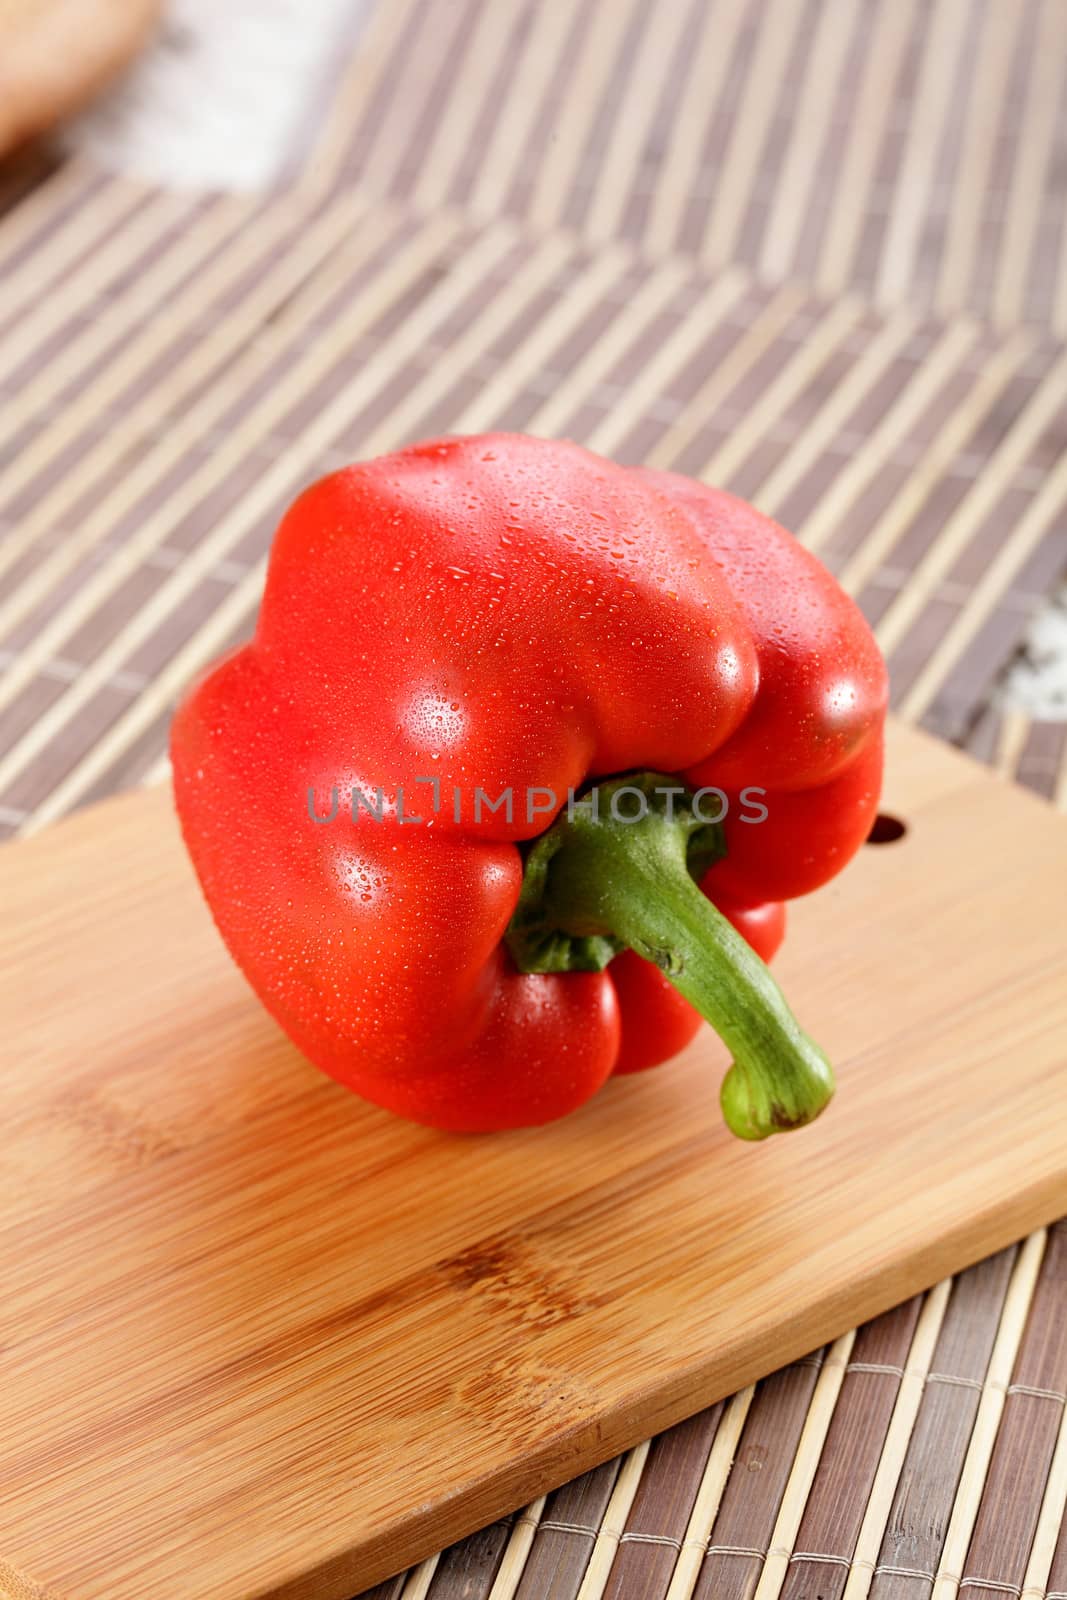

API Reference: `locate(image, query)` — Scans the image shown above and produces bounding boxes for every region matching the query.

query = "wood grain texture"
[0,720,1065,1598]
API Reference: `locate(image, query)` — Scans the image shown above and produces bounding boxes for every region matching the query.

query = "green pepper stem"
[506,773,833,1140]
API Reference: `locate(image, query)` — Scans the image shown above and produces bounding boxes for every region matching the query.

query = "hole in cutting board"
[866,812,907,844]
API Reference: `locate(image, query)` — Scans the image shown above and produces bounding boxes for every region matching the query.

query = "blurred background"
[2,3,1067,1596]
[1,0,1065,855]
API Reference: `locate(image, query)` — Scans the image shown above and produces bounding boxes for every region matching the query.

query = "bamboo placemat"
[2,212,1066,837]
[2,0,1067,1595]
[305,0,1067,333]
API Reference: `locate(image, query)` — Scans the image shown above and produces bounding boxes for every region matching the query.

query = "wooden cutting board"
[2,720,1066,1600]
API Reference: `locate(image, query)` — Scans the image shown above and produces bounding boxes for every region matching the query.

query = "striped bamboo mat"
[306,0,1067,331]
[1,1,1066,1596]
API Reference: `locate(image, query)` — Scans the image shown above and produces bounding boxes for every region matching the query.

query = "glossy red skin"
[171,434,887,1132]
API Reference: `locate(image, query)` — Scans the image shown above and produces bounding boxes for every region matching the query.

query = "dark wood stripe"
[692,1354,826,1599]
[958,1224,1067,1595]
[777,1301,924,1600]
[731,0,822,270]
[1015,721,1067,803]
[870,1249,1019,1600]
[422,1511,517,1597]
[601,1407,723,1600]
[513,1460,622,1598]
[556,0,650,236]
[605,0,710,245]
[379,0,485,203]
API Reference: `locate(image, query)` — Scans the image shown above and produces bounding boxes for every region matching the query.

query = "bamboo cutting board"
[2,720,1066,1600]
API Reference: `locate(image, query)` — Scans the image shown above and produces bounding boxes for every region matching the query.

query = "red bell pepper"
[171,434,887,1139]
